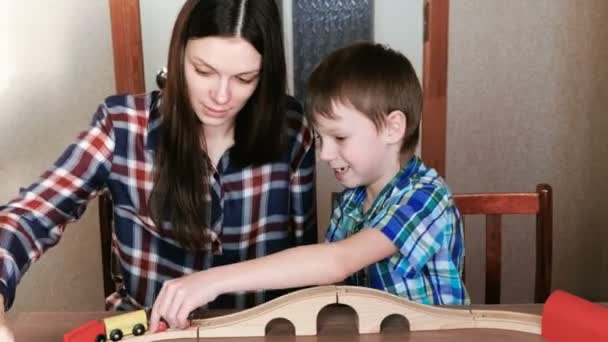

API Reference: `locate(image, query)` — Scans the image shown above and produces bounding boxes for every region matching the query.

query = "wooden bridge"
[127,285,540,341]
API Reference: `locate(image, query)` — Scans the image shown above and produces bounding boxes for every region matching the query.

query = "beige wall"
[447,0,608,303]
[0,1,115,315]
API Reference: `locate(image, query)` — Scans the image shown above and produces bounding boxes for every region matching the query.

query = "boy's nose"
[318,142,335,162]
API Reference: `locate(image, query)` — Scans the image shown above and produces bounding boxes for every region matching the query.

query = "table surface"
[12,303,565,342]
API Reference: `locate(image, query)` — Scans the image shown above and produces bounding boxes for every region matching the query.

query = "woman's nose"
[211,78,231,105]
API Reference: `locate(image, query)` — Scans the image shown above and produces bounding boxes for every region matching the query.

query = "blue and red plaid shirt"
[0,91,317,311]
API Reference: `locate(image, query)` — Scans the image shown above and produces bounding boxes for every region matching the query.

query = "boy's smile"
[332,166,350,181]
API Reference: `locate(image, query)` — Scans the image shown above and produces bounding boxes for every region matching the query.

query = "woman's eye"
[236,76,257,84]
[195,68,211,76]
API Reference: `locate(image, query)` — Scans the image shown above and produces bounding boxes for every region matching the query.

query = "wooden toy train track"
[67,285,541,341]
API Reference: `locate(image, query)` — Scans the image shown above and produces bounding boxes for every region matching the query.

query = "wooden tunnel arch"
[125,286,541,341]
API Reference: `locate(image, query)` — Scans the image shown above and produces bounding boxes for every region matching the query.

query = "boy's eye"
[335,136,347,142]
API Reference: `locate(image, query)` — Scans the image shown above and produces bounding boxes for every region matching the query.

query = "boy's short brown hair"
[305,41,423,152]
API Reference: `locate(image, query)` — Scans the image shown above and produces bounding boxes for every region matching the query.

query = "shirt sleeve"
[370,185,451,277]
[0,100,115,310]
[288,108,317,246]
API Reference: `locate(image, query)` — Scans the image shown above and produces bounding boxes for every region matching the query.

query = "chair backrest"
[453,183,553,304]
[98,190,114,298]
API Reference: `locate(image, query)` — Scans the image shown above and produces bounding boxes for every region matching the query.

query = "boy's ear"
[384,110,407,145]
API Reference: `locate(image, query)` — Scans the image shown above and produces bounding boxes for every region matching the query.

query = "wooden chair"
[453,184,553,304]
[98,189,115,298]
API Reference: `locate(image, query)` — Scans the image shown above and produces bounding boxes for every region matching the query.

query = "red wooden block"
[542,290,608,342]
[63,320,105,342]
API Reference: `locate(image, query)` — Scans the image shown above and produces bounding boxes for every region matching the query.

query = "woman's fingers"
[149,288,164,332]
[150,272,213,331]
[0,325,14,342]
[176,301,194,329]
[151,280,194,330]
[0,296,14,342]
[164,285,185,328]
[150,281,175,331]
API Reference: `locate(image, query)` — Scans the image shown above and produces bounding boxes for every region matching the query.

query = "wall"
[447,0,608,302]
[140,0,185,92]
[0,1,115,315]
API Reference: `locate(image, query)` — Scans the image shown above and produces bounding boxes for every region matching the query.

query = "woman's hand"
[0,296,15,342]
[149,271,219,332]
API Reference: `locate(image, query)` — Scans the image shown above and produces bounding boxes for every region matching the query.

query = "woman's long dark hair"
[149,0,287,250]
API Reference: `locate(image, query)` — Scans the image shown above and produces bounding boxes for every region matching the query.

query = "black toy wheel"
[132,323,146,336]
[109,329,123,341]
[95,334,106,342]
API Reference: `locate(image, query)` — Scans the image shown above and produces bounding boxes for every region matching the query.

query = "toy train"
[63,309,167,341]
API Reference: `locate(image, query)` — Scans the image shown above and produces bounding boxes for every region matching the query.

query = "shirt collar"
[343,156,423,221]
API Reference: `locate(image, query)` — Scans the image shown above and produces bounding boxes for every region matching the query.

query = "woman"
[0,0,316,339]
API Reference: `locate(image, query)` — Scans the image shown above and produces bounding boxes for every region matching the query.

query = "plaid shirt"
[0,91,316,311]
[326,157,469,305]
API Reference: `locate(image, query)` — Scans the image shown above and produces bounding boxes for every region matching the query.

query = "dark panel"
[292,0,373,99]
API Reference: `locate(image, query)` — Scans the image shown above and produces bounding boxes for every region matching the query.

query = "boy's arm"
[214,228,396,292]
[150,229,396,330]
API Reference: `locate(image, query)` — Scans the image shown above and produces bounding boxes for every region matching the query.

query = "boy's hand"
[0,296,15,342]
[149,271,219,332]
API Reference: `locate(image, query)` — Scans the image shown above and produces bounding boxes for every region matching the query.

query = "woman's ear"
[384,110,407,145]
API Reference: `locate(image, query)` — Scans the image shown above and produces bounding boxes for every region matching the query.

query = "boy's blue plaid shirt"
[326,156,470,305]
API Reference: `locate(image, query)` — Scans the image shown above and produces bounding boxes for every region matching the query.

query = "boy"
[150,42,469,330]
